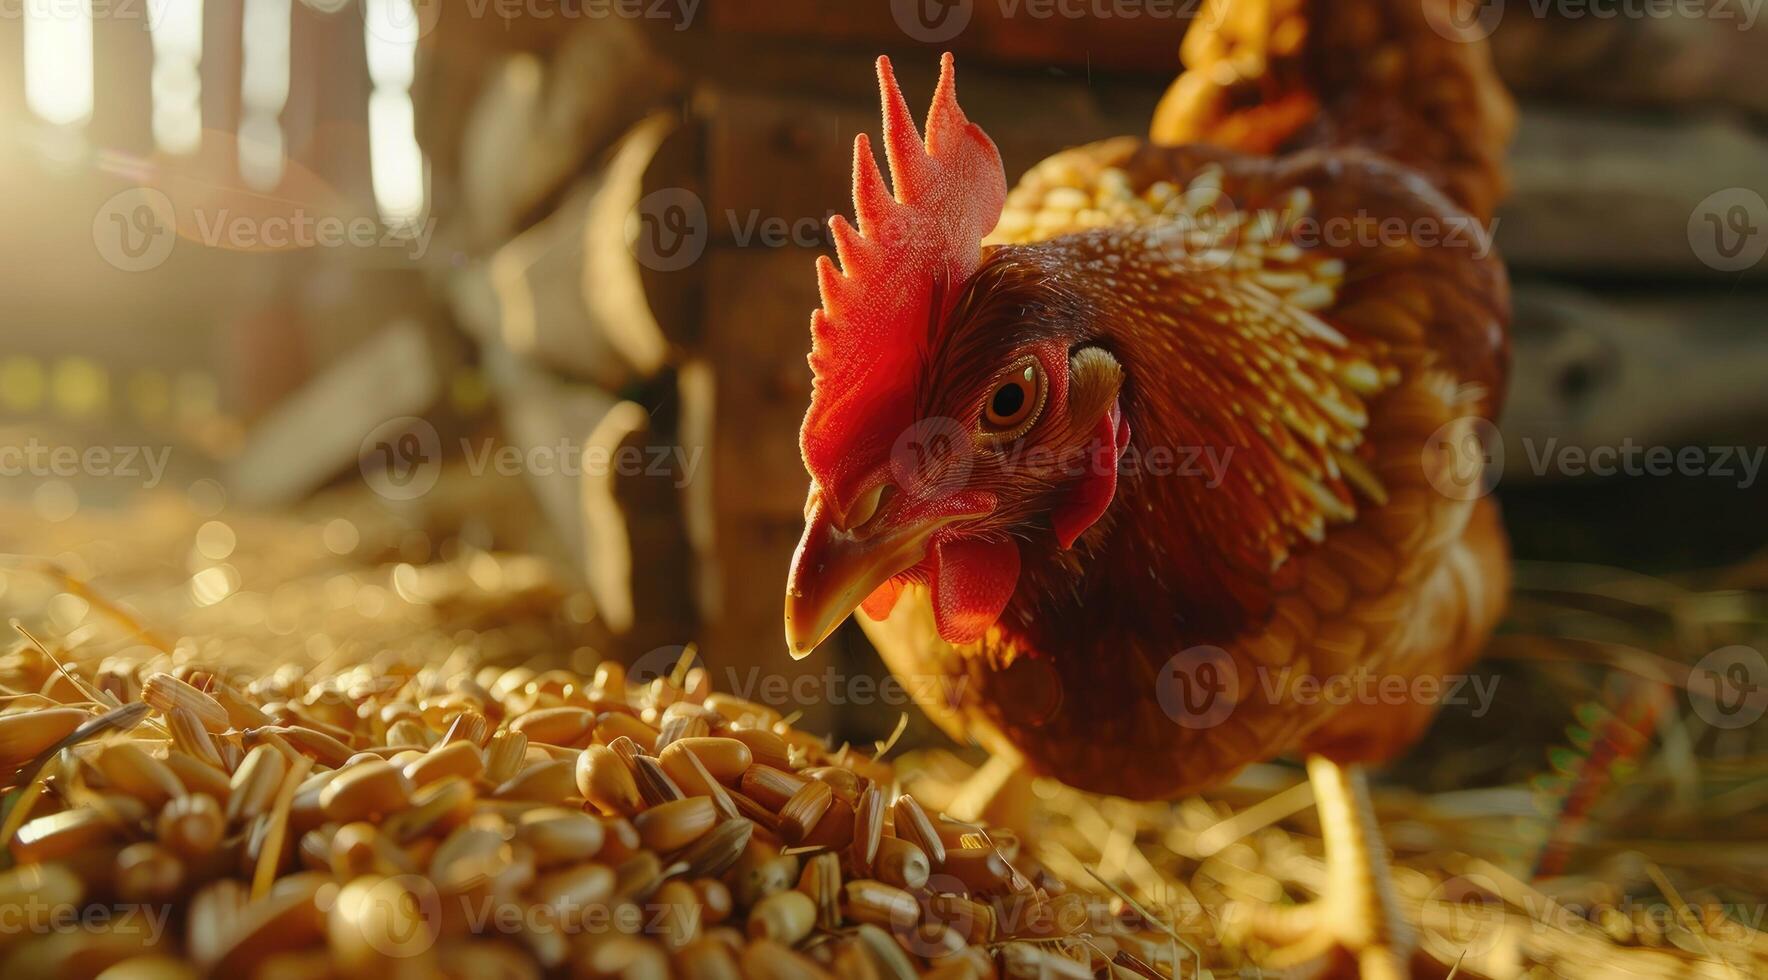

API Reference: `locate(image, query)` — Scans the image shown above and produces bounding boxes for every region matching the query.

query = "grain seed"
[143,673,231,733]
[776,779,833,846]
[746,889,815,945]
[891,796,946,868]
[634,796,716,852]
[675,816,753,879]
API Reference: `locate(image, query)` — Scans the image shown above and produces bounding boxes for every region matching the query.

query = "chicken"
[783,1,1514,975]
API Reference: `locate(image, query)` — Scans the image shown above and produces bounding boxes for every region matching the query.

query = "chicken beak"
[784,492,940,659]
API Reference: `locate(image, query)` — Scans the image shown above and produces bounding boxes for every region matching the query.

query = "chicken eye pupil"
[991,383,1026,419]
[982,358,1044,434]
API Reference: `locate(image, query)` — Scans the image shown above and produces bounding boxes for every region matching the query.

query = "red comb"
[800,53,1007,495]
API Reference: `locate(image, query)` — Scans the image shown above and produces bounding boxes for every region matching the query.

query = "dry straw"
[2,514,1764,979]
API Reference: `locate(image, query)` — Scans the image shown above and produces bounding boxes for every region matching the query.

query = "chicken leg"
[1226,755,1415,979]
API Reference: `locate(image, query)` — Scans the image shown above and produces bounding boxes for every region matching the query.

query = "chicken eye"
[982,359,1045,437]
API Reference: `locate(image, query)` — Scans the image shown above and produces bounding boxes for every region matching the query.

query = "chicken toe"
[1225,755,1416,980]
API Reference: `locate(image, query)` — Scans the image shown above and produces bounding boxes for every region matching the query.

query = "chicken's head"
[785,54,1131,656]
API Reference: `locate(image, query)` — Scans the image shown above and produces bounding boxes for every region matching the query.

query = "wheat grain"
[3,625,1197,978]
[777,779,834,846]
[142,674,230,733]
[634,795,716,851]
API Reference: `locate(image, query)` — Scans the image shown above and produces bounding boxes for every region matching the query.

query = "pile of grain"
[3,490,1765,979]
[0,647,1180,978]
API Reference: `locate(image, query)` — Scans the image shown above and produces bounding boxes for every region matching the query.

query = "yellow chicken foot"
[1225,755,1415,980]
[943,751,1033,830]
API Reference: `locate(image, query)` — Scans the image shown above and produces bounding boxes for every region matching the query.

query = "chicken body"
[861,139,1511,800]
[786,0,1515,804]
[785,6,1514,973]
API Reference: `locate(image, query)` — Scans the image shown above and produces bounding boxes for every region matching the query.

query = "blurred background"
[2,0,1766,781]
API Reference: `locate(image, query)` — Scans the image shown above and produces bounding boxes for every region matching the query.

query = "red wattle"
[860,578,904,620]
[928,537,1021,645]
[1051,400,1128,549]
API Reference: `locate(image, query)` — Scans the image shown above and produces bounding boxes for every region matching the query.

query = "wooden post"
[201,0,244,183]
[286,0,373,208]
[89,11,154,154]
